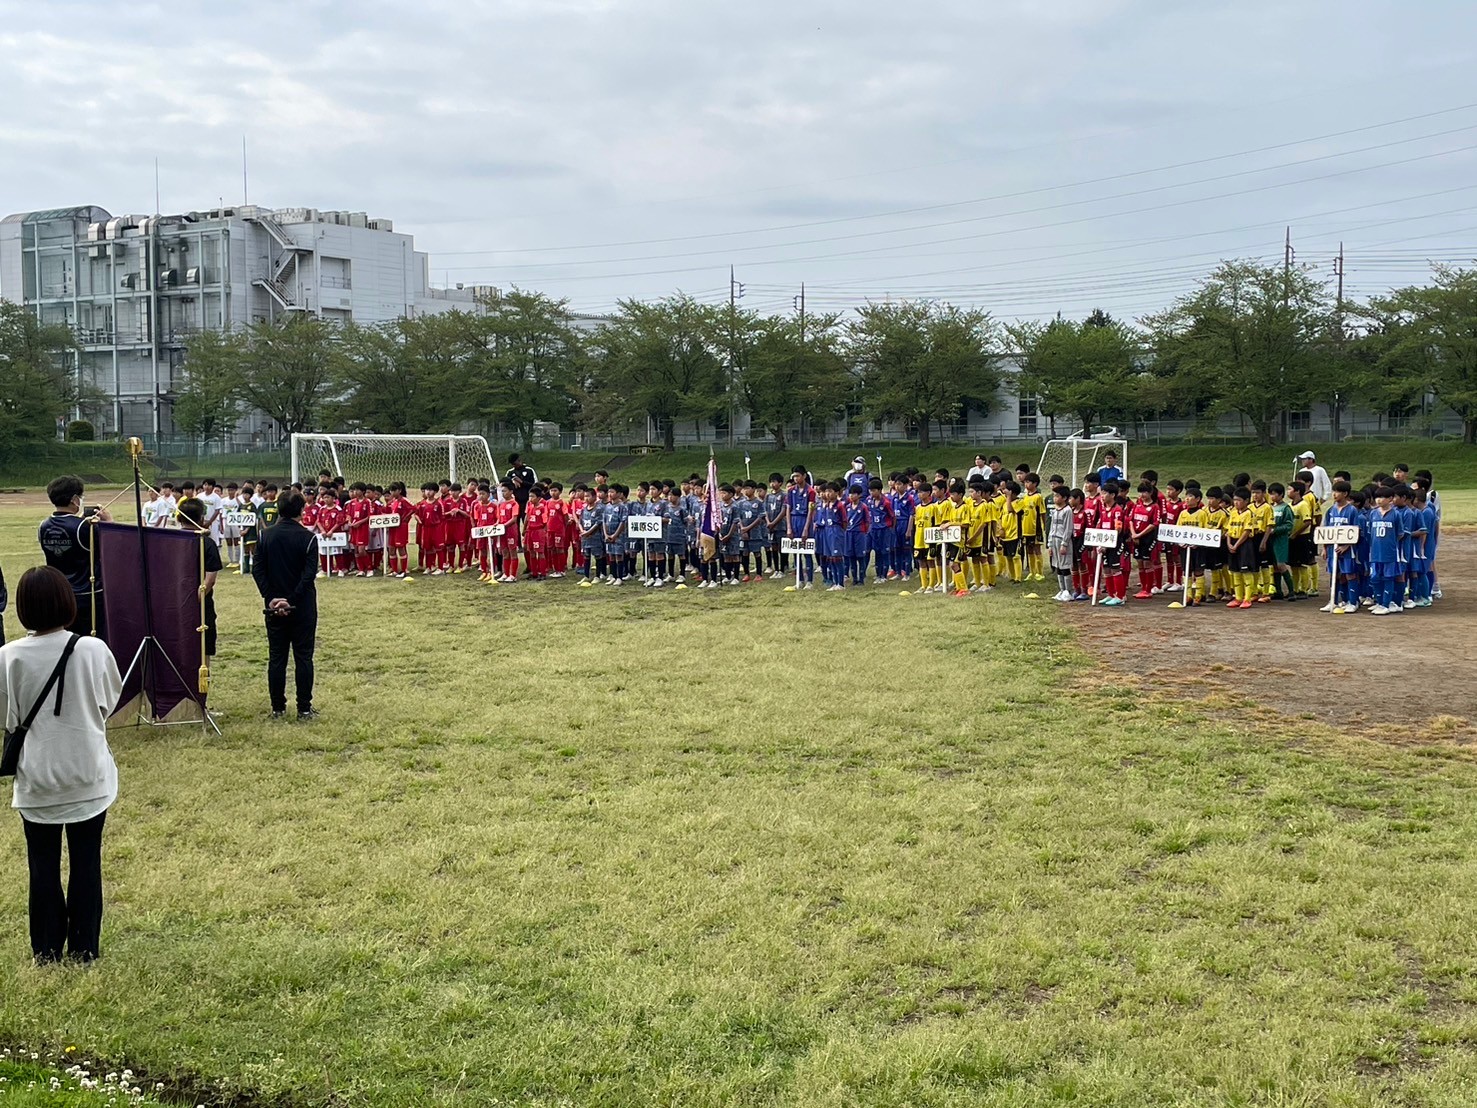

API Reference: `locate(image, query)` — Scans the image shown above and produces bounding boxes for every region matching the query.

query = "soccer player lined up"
[784,466,817,589]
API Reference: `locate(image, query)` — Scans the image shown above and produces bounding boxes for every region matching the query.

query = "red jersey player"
[471,486,499,582]
[344,483,375,576]
[493,483,521,581]
[455,482,478,571]
[384,481,415,579]
[1127,483,1161,599]
[546,483,570,578]
[414,483,446,575]
[1159,479,1186,590]
[1098,481,1129,604]
[314,489,347,577]
[523,486,550,580]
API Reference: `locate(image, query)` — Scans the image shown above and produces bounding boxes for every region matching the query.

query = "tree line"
[3,261,1475,458]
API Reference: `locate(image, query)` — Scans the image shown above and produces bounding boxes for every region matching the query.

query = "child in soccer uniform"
[1096,482,1128,605]
[342,483,373,577]
[1366,487,1405,614]
[315,490,348,577]
[662,487,689,587]
[413,484,445,575]
[813,483,846,590]
[1266,483,1297,601]
[545,482,569,578]
[601,484,630,585]
[1248,481,1275,601]
[912,486,937,592]
[523,485,551,580]
[1319,480,1358,613]
[997,481,1024,586]
[964,480,992,592]
[494,480,522,581]
[468,486,497,582]
[1127,482,1160,600]
[1224,487,1257,609]
[1175,488,1210,605]
[785,469,817,588]
[382,482,414,579]
[842,484,870,585]
[1159,480,1185,591]
[732,483,760,582]
[890,476,917,580]
[577,489,603,585]
[764,475,787,578]
[867,479,896,582]
[1020,474,1047,582]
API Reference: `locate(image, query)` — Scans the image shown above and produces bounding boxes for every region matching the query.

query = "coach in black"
[37,475,111,639]
[250,489,320,721]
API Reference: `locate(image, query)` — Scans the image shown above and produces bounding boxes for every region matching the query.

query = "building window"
[1018,394,1039,438]
[1288,409,1311,432]
[1386,406,1411,431]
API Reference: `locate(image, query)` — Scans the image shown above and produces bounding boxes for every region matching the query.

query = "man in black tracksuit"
[251,490,320,720]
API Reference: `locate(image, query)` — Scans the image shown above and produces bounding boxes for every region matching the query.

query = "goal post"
[290,434,499,489]
[1037,437,1128,490]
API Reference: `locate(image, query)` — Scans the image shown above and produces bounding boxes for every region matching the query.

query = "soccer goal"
[291,434,499,489]
[1037,436,1128,490]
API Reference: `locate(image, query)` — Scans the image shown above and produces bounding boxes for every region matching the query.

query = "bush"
[66,420,95,442]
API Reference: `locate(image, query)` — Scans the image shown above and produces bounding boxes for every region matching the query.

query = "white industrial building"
[0,203,492,438]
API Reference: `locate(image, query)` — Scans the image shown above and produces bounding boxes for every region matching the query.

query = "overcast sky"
[3,0,1475,321]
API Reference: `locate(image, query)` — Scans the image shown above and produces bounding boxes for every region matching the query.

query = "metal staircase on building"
[246,214,311,313]
[253,273,303,312]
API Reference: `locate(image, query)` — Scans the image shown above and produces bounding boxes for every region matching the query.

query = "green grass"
[0,1056,167,1107]
[2,504,1477,1105]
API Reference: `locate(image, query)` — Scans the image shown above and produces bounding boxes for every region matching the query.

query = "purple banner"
[97,522,207,721]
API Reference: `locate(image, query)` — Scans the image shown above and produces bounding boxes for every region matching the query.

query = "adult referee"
[250,489,319,721]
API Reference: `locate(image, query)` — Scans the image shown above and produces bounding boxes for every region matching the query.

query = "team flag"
[700,452,719,563]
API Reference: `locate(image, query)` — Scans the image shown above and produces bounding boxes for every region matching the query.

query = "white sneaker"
[1360,597,1374,607]
[613,578,625,586]
[1319,601,1335,613]
[654,578,665,588]
[1402,599,1415,610]
[643,578,654,587]
[1370,604,1389,615]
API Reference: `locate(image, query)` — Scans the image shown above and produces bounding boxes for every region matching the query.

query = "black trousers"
[22,811,106,963]
[265,610,316,713]
[67,591,104,640]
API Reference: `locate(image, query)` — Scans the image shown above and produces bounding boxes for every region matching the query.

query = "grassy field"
[2,503,1477,1105]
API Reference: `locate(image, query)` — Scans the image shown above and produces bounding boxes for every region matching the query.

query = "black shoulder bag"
[1,634,81,778]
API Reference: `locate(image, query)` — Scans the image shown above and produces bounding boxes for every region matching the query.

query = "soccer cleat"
[1319,601,1338,613]
[1134,590,1152,600]
[1370,604,1390,615]
[1072,592,1087,601]
[654,578,665,588]
[1255,595,1269,603]
[297,709,319,722]
[1402,599,1416,610]
[1226,598,1240,608]
[1239,600,1254,609]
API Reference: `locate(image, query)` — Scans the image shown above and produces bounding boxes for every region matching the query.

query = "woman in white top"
[1,567,121,963]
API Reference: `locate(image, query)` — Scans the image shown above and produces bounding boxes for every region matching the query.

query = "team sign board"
[222,510,257,530]
[369,513,401,529]
[470,524,506,539]
[1315,525,1360,546]
[1155,524,1222,548]
[317,534,348,552]
[924,525,962,545]
[1083,527,1118,548]
[627,517,665,539]
[781,538,817,555]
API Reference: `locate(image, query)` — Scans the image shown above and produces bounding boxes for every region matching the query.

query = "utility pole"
[728,265,744,447]
[1281,226,1294,442]
[1331,242,1346,441]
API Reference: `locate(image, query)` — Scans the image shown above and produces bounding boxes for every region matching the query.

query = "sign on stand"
[223,510,258,530]
[1156,524,1221,548]
[369,513,401,529]
[471,524,506,540]
[316,534,348,553]
[924,525,962,545]
[1315,525,1359,546]
[781,538,816,555]
[1083,527,1118,548]
[627,516,664,540]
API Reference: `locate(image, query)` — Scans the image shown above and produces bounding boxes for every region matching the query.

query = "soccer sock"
[952,567,967,592]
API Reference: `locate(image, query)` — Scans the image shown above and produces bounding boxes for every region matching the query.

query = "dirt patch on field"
[1066,530,1477,743]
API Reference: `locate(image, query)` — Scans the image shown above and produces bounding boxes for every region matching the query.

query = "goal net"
[291,434,499,489]
[1037,437,1128,490]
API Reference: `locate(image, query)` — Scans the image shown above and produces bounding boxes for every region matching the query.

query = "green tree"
[0,302,75,460]
[331,314,473,434]
[1364,266,1477,444]
[739,313,851,449]
[1008,312,1144,436]
[174,330,244,441]
[849,301,1002,450]
[236,316,344,435]
[585,295,726,449]
[1143,260,1331,447]
[468,290,585,451]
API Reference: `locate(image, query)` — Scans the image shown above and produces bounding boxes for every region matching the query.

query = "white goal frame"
[291,434,499,488]
[1037,436,1128,490]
